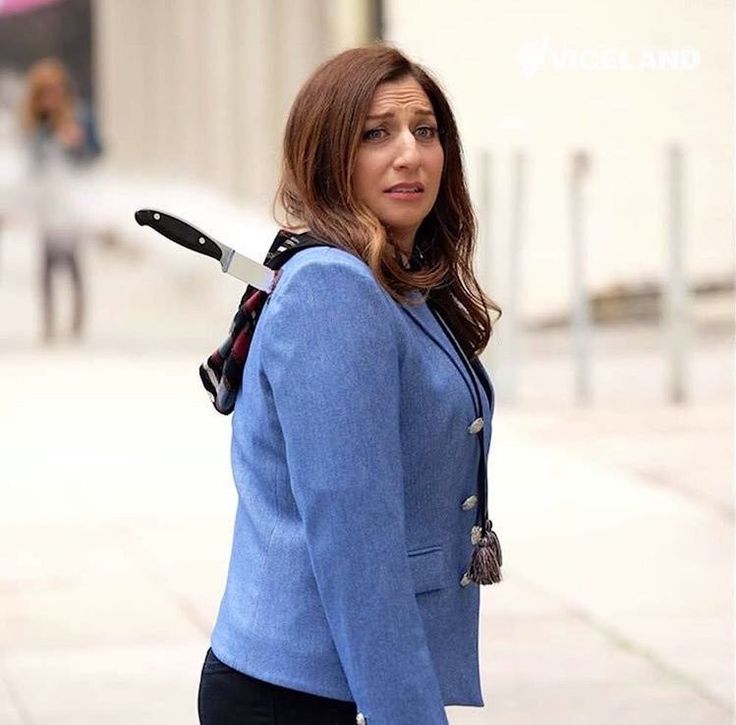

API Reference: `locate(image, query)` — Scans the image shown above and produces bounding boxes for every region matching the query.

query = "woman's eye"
[363,127,385,141]
[416,125,438,139]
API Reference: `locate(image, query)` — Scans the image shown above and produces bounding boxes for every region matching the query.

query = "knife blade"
[134,208,278,293]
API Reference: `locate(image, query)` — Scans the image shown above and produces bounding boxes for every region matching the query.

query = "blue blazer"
[210,245,495,725]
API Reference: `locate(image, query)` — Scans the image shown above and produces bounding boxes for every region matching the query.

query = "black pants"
[41,239,84,340]
[198,648,359,725]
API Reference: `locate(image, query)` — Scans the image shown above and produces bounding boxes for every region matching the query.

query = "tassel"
[468,520,503,585]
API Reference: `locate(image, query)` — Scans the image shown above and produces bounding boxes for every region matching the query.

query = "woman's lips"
[384,189,424,200]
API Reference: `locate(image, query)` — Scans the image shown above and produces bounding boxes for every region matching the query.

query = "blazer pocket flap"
[407,546,449,594]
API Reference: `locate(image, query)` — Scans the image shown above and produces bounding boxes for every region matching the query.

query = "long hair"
[274,43,501,359]
[20,57,76,134]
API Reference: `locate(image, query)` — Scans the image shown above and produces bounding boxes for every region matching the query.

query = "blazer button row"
[461,418,483,588]
[467,417,484,434]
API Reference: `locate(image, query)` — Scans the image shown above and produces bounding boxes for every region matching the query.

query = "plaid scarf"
[199,230,333,415]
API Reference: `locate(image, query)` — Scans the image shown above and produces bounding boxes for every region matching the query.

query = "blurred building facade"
[0,0,93,101]
[92,0,380,215]
[2,0,725,323]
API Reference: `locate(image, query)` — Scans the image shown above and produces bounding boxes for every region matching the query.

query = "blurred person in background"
[20,56,101,343]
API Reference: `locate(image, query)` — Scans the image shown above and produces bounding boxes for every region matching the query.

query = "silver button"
[356,713,367,725]
[461,495,478,511]
[467,417,484,434]
[460,572,473,587]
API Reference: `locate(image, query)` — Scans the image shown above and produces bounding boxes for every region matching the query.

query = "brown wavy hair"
[274,42,501,359]
[20,57,77,134]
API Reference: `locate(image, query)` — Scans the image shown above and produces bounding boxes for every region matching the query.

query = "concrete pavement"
[0,237,732,723]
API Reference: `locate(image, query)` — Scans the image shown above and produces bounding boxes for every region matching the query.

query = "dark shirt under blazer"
[211,245,495,725]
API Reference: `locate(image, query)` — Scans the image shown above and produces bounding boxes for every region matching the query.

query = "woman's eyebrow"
[366,109,436,121]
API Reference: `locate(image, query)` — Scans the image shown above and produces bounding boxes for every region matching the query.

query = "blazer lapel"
[401,302,468,381]
[402,300,495,416]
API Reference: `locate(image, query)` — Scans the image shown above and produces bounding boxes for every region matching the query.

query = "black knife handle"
[134,209,223,262]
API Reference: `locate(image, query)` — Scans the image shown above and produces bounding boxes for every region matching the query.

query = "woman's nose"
[393,129,421,168]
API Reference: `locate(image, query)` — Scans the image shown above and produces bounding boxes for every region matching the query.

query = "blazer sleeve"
[260,255,449,725]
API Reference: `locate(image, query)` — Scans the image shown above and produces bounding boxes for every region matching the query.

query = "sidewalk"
[0,229,732,723]
[0,340,731,725]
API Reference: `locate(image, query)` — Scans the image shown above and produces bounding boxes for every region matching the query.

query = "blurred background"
[0,1,732,723]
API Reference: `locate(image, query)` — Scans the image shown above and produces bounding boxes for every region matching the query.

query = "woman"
[198,43,502,725]
[20,57,102,342]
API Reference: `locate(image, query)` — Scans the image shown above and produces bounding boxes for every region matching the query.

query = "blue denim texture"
[211,247,495,725]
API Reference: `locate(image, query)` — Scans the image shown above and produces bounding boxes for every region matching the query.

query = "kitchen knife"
[134,208,277,293]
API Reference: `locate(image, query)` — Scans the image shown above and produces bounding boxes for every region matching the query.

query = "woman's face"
[352,76,444,252]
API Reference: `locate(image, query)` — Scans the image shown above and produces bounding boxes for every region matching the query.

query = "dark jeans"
[198,648,359,725]
[41,239,84,340]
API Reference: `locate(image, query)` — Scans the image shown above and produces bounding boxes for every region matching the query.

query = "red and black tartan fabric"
[199,230,334,415]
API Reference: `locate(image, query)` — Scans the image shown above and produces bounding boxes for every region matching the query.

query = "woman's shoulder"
[259,241,409,361]
[265,243,401,328]
[274,244,378,295]
[279,243,368,272]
